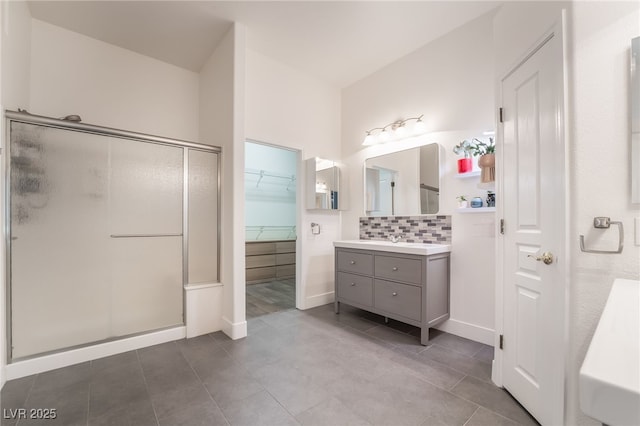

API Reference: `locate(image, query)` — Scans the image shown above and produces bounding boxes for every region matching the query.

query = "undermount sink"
[333,240,451,256]
[579,278,640,426]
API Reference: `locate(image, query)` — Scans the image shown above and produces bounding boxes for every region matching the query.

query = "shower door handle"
[110,233,183,238]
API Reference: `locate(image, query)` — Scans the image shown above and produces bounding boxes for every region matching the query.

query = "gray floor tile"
[91,351,139,373]
[22,381,89,426]
[472,345,495,363]
[365,324,426,353]
[198,360,264,409]
[176,334,221,365]
[30,362,91,394]
[0,303,535,426]
[88,398,158,426]
[89,362,148,420]
[150,381,212,421]
[252,359,332,415]
[389,350,466,390]
[157,400,228,426]
[330,368,477,426]
[0,375,35,411]
[221,390,298,426]
[464,407,521,426]
[429,329,487,357]
[421,344,492,383]
[295,397,371,426]
[451,376,538,425]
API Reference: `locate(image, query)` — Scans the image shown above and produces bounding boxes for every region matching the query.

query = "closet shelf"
[245,168,296,190]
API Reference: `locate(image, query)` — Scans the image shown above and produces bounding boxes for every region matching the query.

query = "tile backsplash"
[359,215,452,244]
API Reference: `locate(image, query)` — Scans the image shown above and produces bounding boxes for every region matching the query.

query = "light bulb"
[378,129,390,143]
[394,124,407,139]
[363,132,376,146]
[413,118,427,135]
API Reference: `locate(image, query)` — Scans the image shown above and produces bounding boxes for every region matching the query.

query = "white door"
[500,29,566,426]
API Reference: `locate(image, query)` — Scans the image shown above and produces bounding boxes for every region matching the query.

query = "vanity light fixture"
[362,115,427,146]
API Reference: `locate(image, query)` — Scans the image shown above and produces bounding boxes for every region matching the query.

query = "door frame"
[493,12,570,425]
[244,139,302,313]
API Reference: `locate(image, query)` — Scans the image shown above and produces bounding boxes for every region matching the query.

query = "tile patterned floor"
[246,278,296,319]
[0,304,539,426]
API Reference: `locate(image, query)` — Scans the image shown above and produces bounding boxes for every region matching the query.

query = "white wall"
[245,48,342,309]
[568,3,640,425]
[30,19,199,141]
[200,24,247,339]
[341,10,497,344]
[0,0,32,390]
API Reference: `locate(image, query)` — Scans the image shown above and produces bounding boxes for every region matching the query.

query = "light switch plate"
[635,218,640,246]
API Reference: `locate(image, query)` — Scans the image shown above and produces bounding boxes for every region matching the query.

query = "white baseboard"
[221,316,247,340]
[5,327,186,381]
[301,291,334,310]
[435,318,494,346]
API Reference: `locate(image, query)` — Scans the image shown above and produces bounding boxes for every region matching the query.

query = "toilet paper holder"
[579,217,624,254]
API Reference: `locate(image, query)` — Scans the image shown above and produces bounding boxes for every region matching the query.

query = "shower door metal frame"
[4,109,221,362]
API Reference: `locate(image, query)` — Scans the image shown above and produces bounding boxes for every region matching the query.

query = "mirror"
[306,157,340,210]
[632,36,639,202]
[365,143,440,216]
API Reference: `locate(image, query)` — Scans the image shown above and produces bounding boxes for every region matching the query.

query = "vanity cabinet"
[334,247,450,344]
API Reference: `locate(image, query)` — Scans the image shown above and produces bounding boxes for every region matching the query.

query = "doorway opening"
[244,140,298,319]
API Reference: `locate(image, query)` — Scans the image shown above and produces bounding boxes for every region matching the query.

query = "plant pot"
[458,200,468,208]
[457,158,473,174]
[478,153,495,183]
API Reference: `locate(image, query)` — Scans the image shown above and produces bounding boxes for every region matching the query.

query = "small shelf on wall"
[455,171,480,179]
[456,207,496,213]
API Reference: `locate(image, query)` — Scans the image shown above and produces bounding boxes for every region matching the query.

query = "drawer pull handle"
[350,282,356,286]
[350,260,356,265]
[392,267,398,271]
[392,292,398,296]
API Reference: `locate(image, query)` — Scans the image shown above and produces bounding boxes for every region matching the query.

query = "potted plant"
[470,137,495,183]
[453,140,474,173]
[456,195,468,208]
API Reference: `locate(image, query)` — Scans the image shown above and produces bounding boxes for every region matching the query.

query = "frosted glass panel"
[10,122,111,358]
[110,237,183,336]
[188,150,219,283]
[109,139,183,235]
[9,122,188,359]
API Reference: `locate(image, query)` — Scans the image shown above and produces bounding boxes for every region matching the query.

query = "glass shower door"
[10,122,185,359]
[10,122,112,358]
[108,138,183,337]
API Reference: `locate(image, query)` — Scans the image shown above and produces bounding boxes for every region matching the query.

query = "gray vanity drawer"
[374,279,421,322]
[337,272,373,306]
[336,250,374,275]
[374,255,422,285]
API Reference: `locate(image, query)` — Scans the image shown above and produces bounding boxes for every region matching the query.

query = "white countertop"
[333,240,451,256]
[579,278,640,426]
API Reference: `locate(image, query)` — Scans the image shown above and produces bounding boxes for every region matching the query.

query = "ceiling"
[27,1,501,88]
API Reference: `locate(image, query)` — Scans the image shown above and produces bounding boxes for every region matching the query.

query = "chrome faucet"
[388,234,404,243]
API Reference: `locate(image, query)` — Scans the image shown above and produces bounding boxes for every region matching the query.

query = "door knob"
[528,252,554,265]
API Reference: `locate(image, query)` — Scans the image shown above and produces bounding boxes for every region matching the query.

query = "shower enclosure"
[5,111,220,360]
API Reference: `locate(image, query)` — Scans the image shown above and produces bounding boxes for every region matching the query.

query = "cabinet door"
[336,250,373,275]
[337,272,373,307]
[374,255,422,285]
[374,279,422,322]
